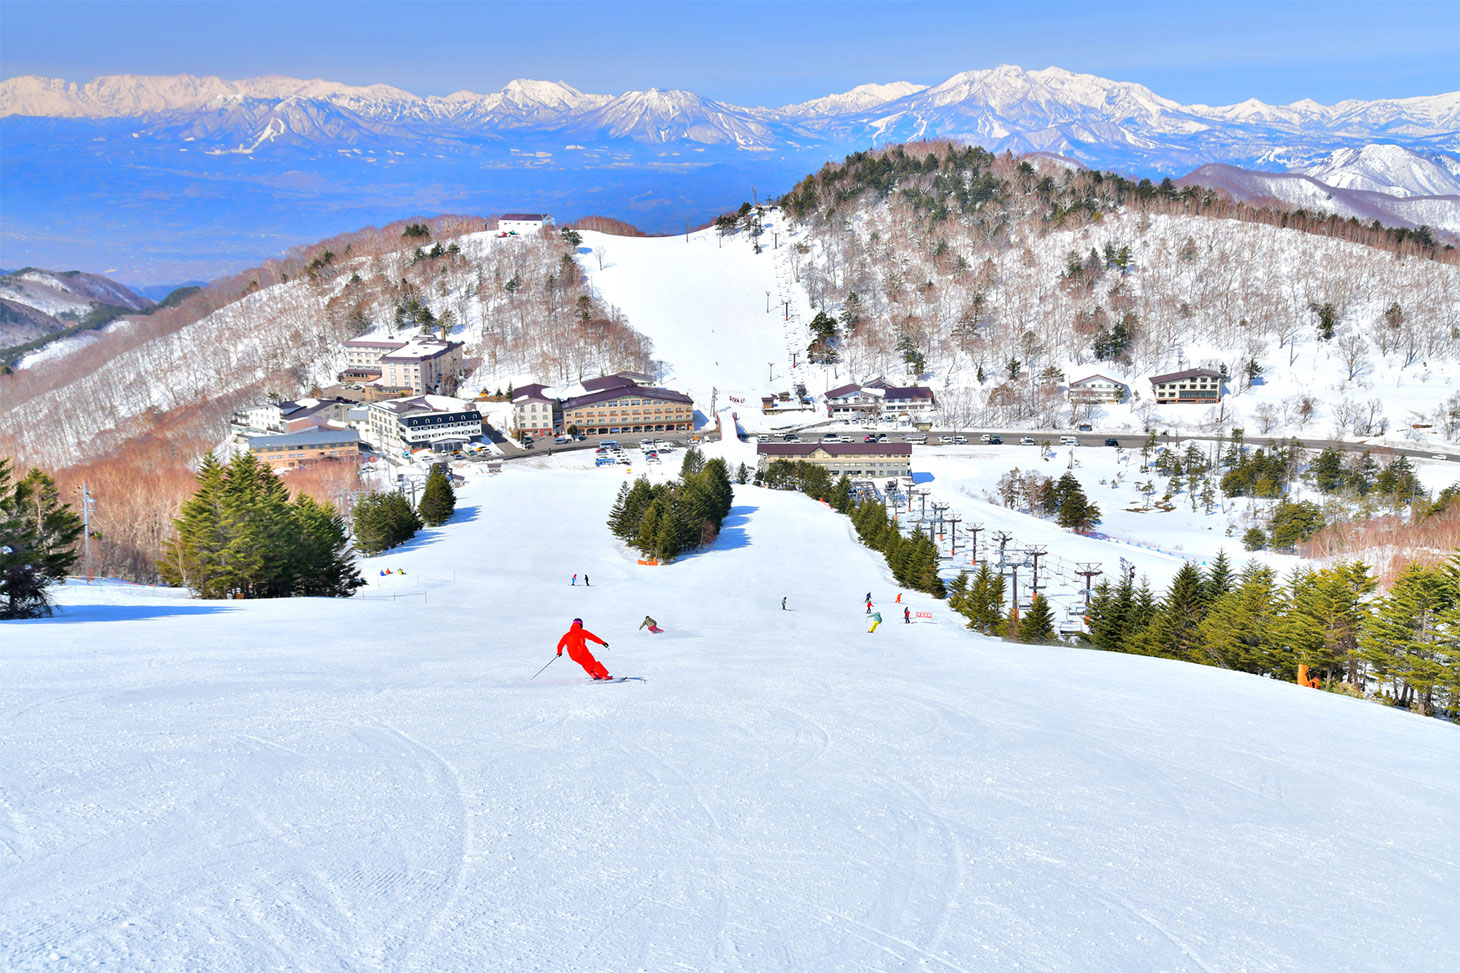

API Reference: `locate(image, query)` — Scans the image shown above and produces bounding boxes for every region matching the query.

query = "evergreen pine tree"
[1360,563,1454,715]
[291,493,363,596]
[418,468,456,527]
[636,499,666,558]
[1,460,83,618]
[1017,593,1057,643]
[1142,562,1207,660]
[160,453,229,596]
[1203,550,1235,604]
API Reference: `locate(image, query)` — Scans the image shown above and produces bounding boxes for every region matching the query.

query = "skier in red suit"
[558,618,611,679]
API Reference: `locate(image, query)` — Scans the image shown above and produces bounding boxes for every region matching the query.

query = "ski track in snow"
[3,458,1459,970]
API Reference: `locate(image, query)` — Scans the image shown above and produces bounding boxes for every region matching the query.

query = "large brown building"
[561,376,693,435]
[756,442,912,479]
[1149,368,1223,405]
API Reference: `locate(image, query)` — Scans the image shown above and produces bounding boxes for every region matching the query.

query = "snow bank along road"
[4,459,1458,971]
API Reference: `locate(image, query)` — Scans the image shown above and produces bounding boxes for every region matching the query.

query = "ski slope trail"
[4,458,1458,971]
[580,226,814,417]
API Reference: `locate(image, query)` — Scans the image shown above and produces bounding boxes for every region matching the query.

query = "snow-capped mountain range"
[2,64,1456,282]
[4,65,1455,168]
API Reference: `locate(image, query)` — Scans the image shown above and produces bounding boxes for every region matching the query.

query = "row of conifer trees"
[161,452,362,598]
[948,551,1460,718]
[607,449,734,562]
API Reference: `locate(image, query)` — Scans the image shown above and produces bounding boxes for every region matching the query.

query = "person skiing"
[557,618,611,680]
[895,592,902,604]
[572,574,577,586]
[903,607,911,624]
[584,574,590,587]
[865,597,873,615]
[781,596,787,611]
[638,615,662,634]
[868,610,882,633]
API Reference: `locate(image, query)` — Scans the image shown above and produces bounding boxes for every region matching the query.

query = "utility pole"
[1076,562,1103,607]
[77,482,96,581]
[768,362,775,382]
[766,290,771,313]
[1027,545,1047,595]
[967,523,984,564]
[783,300,789,321]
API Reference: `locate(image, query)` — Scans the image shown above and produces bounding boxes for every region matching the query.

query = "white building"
[377,337,464,395]
[366,395,484,456]
[1067,373,1129,405]
[823,380,935,420]
[499,213,550,235]
[230,398,350,442]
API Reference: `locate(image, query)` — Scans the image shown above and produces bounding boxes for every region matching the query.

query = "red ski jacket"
[557,622,607,657]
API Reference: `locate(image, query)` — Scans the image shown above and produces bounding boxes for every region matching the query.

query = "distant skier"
[572,574,577,586]
[639,615,662,634]
[903,607,911,624]
[557,618,611,680]
[868,611,882,634]
[584,574,590,586]
[895,592,902,604]
[781,596,787,611]
[865,597,873,615]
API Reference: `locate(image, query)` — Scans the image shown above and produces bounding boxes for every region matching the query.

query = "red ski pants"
[567,645,609,679]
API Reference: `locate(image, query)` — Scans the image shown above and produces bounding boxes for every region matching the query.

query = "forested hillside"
[778,143,1459,438]
[0,217,652,470]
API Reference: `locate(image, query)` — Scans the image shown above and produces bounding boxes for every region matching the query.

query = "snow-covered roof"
[1149,368,1221,384]
[1069,373,1128,387]
[247,428,360,449]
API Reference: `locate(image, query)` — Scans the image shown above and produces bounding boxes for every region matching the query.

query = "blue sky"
[1,0,1456,106]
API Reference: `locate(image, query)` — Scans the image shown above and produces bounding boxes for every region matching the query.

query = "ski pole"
[531,655,559,680]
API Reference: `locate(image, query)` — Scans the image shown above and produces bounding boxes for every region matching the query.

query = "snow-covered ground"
[4,459,1458,970]
[579,222,828,431]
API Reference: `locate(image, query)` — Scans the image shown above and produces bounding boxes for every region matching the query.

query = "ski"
[592,676,646,684]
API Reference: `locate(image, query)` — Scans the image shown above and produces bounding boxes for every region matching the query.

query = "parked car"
[979,433,993,443]
[600,439,619,448]
[938,435,954,444]
[574,433,587,441]
[864,434,877,443]
[1105,438,1121,447]
[876,434,889,442]
[1020,436,1037,446]
[988,435,1004,445]
[555,435,571,444]
[905,434,928,444]
[954,435,967,444]
[1059,435,1080,447]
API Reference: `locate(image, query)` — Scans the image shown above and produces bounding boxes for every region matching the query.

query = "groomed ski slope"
[4,458,1459,971]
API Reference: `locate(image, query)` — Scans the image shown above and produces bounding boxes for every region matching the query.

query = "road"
[774,421,1457,462]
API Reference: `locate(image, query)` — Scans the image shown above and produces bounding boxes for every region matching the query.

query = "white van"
[1060,435,1080,447]
[905,434,928,445]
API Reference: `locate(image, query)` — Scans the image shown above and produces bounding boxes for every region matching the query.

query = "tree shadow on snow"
[385,505,479,555]
[708,504,755,552]
[5,604,238,624]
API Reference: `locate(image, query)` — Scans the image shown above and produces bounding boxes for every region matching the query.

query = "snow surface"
[4,458,1459,970]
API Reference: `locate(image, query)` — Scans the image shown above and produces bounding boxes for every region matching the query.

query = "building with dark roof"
[247,428,361,470]
[512,383,560,438]
[499,213,550,234]
[367,395,484,456]
[756,441,912,479]
[1149,368,1223,405]
[824,380,936,419]
[562,384,694,435]
[1067,373,1129,404]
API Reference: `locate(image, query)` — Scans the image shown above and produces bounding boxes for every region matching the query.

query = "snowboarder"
[572,574,577,586]
[638,615,662,634]
[557,618,611,680]
[868,611,882,633]
[895,592,902,604]
[781,596,787,611]
[903,607,911,624]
